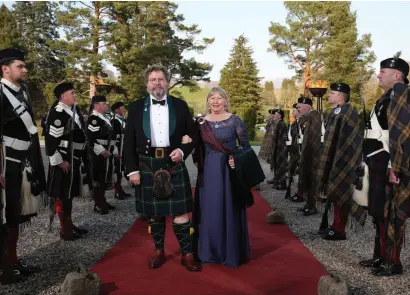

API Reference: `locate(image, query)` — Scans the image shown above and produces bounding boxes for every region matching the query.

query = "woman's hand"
[182,135,192,144]
[228,156,235,169]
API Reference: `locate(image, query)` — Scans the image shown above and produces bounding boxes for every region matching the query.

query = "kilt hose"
[5,160,31,225]
[136,155,193,217]
[367,151,389,220]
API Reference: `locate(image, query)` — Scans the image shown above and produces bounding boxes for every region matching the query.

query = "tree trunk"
[89,1,101,99]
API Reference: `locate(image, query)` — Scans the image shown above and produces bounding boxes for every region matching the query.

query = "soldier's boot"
[360,220,384,268]
[60,213,81,241]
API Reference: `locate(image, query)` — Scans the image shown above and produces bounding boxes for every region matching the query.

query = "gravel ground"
[1,146,409,295]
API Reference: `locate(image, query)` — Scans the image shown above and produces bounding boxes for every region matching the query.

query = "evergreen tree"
[268,1,375,99]
[0,4,21,49]
[220,35,261,140]
[105,1,213,102]
[260,80,276,106]
[56,1,111,102]
[12,1,65,115]
[316,2,375,106]
[280,78,299,109]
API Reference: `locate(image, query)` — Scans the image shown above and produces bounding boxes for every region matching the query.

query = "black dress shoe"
[114,192,125,200]
[297,204,308,212]
[273,184,287,190]
[0,269,26,284]
[59,231,82,241]
[318,227,330,236]
[72,225,88,235]
[323,228,346,241]
[292,196,305,203]
[266,179,274,184]
[359,257,384,268]
[303,208,318,216]
[14,260,40,275]
[122,190,131,197]
[105,202,115,210]
[94,205,109,215]
[373,262,403,276]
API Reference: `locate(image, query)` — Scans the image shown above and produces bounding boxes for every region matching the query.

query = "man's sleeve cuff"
[127,171,140,177]
[49,151,63,166]
[178,148,185,162]
[93,144,105,155]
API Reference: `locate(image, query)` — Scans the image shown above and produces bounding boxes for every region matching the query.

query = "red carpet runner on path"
[91,190,327,295]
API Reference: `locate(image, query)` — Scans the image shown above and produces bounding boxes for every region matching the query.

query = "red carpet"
[91,190,327,295]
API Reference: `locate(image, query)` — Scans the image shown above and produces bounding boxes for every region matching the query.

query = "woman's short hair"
[206,86,230,113]
[144,64,170,83]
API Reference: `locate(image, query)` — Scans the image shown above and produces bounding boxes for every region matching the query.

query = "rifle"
[67,104,76,198]
[0,83,5,226]
[105,112,115,186]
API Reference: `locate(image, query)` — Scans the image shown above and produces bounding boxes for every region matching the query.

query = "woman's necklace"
[211,112,225,129]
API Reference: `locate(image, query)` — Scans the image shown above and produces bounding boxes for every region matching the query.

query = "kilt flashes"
[367,151,389,220]
[136,155,193,216]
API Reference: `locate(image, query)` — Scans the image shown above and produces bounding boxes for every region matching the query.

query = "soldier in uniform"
[296,96,322,216]
[316,83,366,240]
[269,109,288,190]
[87,95,119,215]
[110,101,131,200]
[124,64,200,271]
[361,54,409,276]
[286,103,302,199]
[45,82,90,241]
[0,48,46,282]
[258,110,276,184]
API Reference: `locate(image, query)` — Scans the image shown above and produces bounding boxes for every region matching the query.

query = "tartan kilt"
[135,155,193,216]
[47,159,81,201]
[5,160,30,225]
[92,154,108,189]
[367,151,389,219]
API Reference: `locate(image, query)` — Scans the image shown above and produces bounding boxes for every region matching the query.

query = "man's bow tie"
[152,99,166,106]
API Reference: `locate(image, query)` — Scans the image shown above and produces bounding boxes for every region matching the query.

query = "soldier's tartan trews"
[288,121,300,177]
[316,103,366,225]
[298,110,322,197]
[385,83,410,258]
[258,120,276,161]
[136,155,193,216]
[271,120,288,186]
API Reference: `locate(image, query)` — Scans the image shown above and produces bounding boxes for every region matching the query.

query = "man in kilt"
[363,54,409,276]
[296,96,322,216]
[45,82,90,241]
[110,101,131,200]
[316,83,366,240]
[258,110,276,184]
[269,109,288,190]
[0,48,46,282]
[124,64,200,271]
[87,95,119,215]
[287,103,303,200]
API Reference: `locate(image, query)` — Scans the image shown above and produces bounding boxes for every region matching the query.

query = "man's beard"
[150,87,167,100]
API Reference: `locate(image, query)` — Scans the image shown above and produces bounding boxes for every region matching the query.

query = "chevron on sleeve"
[49,125,65,138]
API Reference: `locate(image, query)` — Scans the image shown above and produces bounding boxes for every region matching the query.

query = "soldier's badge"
[334,107,341,114]
[54,119,61,126]
[92,120,97,125]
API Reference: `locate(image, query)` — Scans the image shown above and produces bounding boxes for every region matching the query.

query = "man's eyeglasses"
[149,78,166,84]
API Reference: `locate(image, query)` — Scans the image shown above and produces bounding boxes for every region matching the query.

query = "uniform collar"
[1,78,21,92]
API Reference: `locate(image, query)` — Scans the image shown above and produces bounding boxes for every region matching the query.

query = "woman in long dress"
[193,87,252,268]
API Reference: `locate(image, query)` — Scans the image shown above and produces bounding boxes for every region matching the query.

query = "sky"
[175,1,410,85]
[2,1,409,87]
